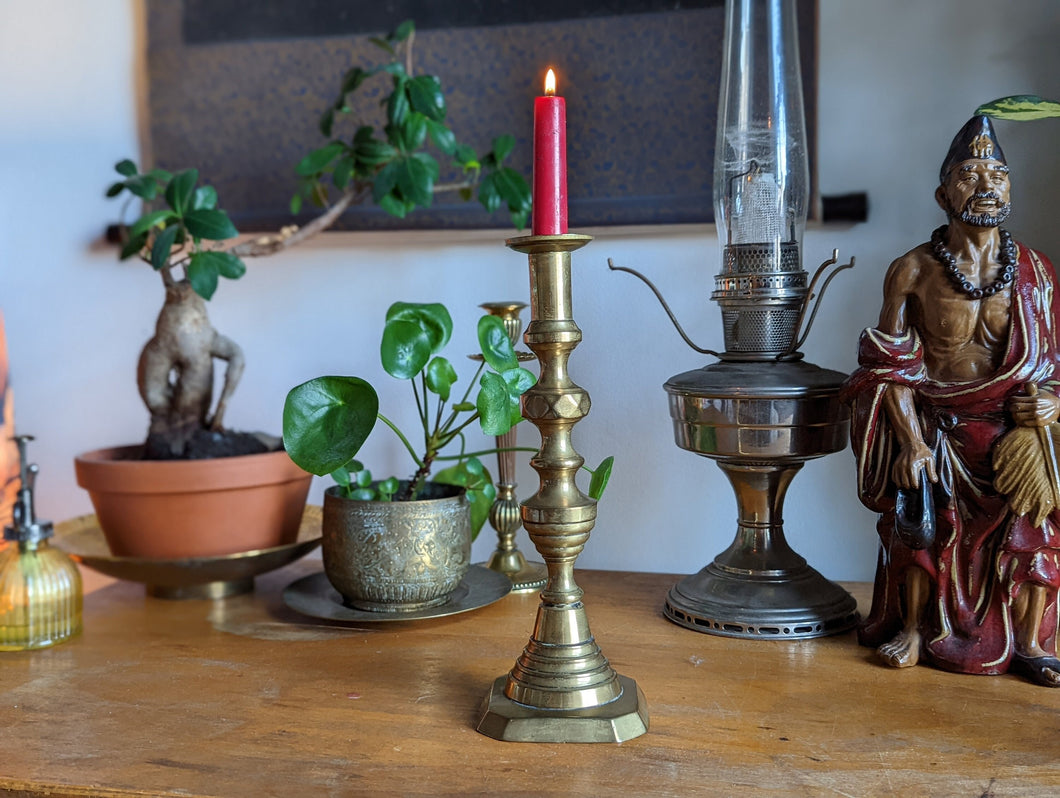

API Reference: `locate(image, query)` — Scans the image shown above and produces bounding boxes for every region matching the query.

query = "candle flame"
[544,68,556,96]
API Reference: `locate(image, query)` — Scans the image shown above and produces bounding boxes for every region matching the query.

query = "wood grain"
[0,562,1057,797]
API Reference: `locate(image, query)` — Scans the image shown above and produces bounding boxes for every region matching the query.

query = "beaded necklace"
[930,225,1017,300]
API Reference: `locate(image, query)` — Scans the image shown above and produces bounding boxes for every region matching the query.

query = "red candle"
[532,68,568,235]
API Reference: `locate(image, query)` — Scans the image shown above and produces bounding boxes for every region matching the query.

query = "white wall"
[2,0,1059,581]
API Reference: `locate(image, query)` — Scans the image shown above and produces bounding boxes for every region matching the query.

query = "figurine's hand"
[1009,389,1060,428]
[892,441,937,490]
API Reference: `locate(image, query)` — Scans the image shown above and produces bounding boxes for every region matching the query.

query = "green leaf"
[105,182,125,198]
[378,192,408,218]
[510,210,529,230]
[333,156,354,189]
[115,159,137,177]
[380,318,432,379]
[290,193,304,215]
[385,302,453,353]
[426,356,458,401]
[128,209,178,239]
[119,231,148,260]
[434,459,494,540]
[191,185,218,211]
[353,125,374,145]
[193,250,246,280]
[588,456,614,501]
[411,151,440,181]
[493,167,532,213]
[502,366,536,397]
[146,168,173,184]
[283,376,380,476]
[368,36,395,54]
[408,75,446,121]
[453,144,477,166]
[295,142,345,177]
[477,371,513,436]
[184,208,239,240]
[452,401,475,412]
[356,138,398,167]
[355,468,373,487]
[164,169,198,215]
[458,187,473,202]
[387,79,410,126]
[330,465,353,489]
[342,66,368,94]
[372,160,400,203]
[394,154,433,206]
[350,487,378,501]
[492,134,516,163]
[319,108,335,138]
[150,225,179,270]
[976,95,1060,121]
[478,172,502,213]
[378,476,400,498]
[424,118,457,155]
[186,251,220,300]
[392,19,414,41]
[122,175,161,200]
[397,111,428,152]
[478,315,518,373]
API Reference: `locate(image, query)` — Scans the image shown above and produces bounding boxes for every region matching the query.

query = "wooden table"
[1,560,1057,797]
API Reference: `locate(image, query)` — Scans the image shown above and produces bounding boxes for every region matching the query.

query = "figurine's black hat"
[939,114,1006,183]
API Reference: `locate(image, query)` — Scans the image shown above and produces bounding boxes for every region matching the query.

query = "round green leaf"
[115,159,137,177]
[385,302,453,354]
[477,371,513,436]
[381,319,432,379]
[426,356,458,401]
[408,75,446,121]
[283,376,379,476]
[478,315,518,373]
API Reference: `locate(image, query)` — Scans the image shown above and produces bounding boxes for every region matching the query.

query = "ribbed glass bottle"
[0,539,82,650]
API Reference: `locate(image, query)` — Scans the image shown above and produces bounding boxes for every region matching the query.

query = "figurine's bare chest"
[913,278,1011,380]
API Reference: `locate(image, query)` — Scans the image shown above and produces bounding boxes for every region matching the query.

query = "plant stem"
[377,413,423,468]
[433,446,536,461]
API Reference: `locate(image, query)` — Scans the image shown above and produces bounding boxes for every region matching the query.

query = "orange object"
[74,445,312,558]
[0,313,17,529]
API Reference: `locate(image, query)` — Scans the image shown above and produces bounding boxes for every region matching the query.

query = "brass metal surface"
[477,233,648,743]
[477,300,547,592]
[282,565,511,623]
[53,507,322,598]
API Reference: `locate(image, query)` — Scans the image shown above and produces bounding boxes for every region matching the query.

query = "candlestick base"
[477,674,648,743]
[483,549,547,592]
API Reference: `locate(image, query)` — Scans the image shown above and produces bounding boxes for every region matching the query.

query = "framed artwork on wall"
[147,1,818,231]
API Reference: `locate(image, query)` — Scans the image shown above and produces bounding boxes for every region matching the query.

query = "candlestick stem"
[477,234,648,743]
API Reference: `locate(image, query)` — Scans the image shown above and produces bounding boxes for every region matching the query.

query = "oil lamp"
[611,0,858,639]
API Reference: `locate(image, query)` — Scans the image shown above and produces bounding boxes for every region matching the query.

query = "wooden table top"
[1,559,1058,797]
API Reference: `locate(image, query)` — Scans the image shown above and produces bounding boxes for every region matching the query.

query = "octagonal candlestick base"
[476,234,648,743]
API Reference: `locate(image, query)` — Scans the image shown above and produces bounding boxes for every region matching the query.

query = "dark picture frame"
[146,1,817,231]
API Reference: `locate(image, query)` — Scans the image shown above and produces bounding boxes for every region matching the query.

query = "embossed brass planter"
[477,233,648,744]
[322,482,470,612]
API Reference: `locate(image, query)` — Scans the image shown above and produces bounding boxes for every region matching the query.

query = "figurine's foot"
[876,630,921,668]
[1011,654,1060,687]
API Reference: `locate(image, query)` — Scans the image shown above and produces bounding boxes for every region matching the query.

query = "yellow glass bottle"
[0,436,81,650]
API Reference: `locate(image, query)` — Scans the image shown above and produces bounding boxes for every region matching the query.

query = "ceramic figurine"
[843,114,1060,687]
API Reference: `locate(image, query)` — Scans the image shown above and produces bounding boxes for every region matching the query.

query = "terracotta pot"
[74,445,312,559]
[322,482,470,612]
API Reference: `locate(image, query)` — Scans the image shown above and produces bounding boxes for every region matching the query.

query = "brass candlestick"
[478,302,547,593]
[477,234,649,744]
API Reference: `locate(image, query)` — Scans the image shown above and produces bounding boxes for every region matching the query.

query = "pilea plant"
[107,19,531,462]
[282,302,536,537]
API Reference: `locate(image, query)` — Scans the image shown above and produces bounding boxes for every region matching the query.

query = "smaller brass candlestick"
[477,235,648,744]
[476,302,547,593]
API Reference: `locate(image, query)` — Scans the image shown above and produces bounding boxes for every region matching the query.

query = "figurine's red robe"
[843,244,1060,675]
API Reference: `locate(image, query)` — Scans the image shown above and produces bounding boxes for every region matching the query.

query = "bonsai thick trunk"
[138,279,245,459]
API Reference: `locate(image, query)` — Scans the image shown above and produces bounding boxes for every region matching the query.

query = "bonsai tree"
[282,302,536,537]
[107,20,531,461]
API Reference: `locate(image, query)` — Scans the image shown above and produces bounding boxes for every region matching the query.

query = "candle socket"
[477,302,547,593]
[476,234,648,743]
